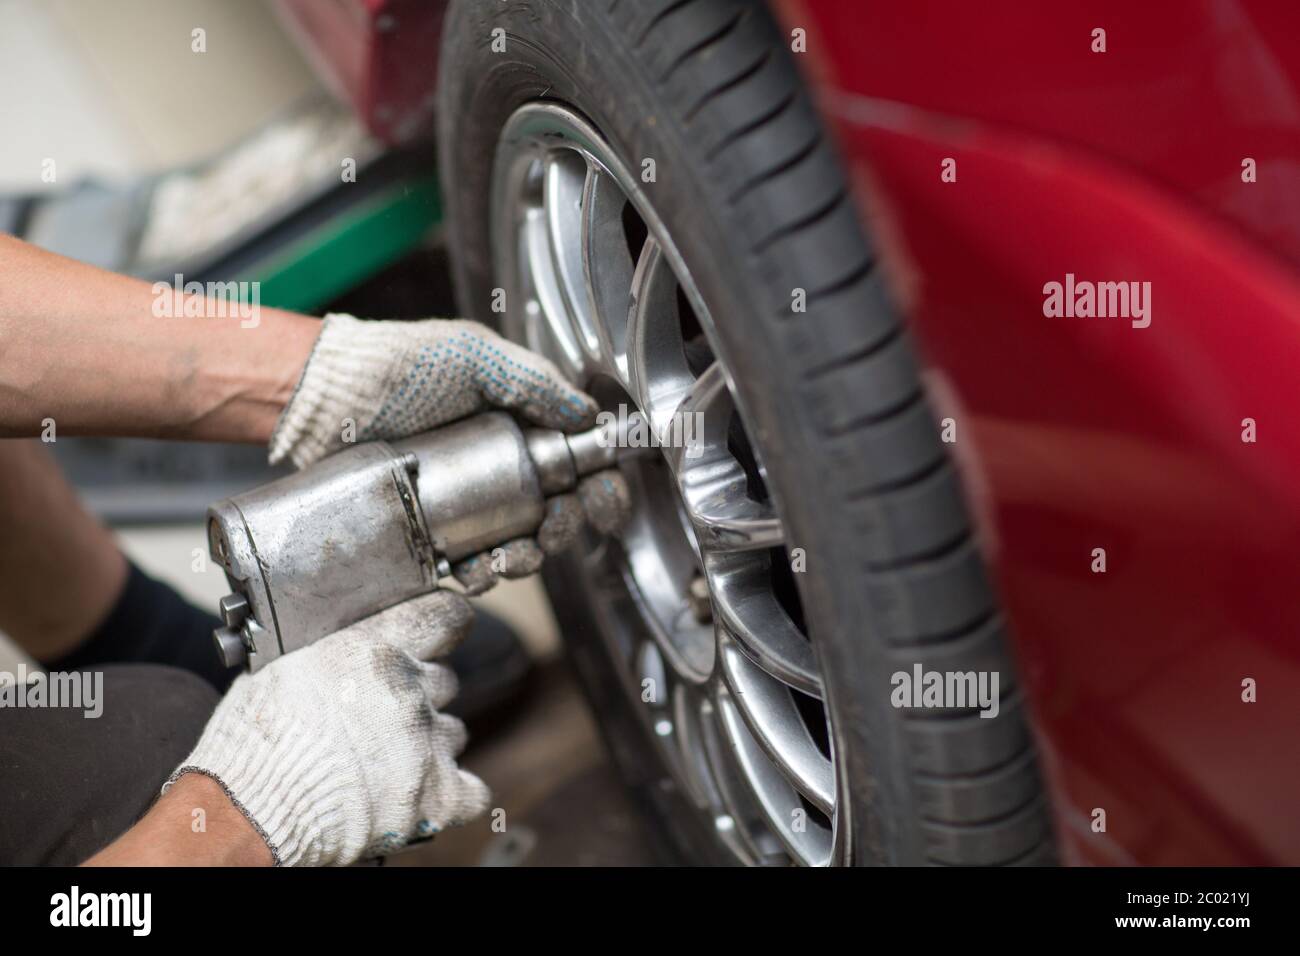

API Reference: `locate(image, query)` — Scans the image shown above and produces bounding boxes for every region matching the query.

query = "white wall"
[0,0,319,190]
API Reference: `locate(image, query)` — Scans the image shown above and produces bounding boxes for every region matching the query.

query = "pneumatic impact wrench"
[207,411,630,672]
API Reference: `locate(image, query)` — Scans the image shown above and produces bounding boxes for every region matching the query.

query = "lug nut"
[688,574,712,623]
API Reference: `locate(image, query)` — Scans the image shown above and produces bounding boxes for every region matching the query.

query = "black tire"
[438,0,1056,865]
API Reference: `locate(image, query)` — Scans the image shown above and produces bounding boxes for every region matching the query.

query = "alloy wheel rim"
[490,102,844,866]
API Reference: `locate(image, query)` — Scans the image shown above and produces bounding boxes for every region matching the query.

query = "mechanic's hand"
[164,590,489,867]
[451,469,633,594]
[270,313,632,590]
[269,313,599,467]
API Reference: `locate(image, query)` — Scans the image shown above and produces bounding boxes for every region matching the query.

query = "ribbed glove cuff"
[165,674,352,867]
[268,313,395,468]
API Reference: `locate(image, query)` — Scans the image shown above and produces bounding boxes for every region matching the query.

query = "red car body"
[284,0,1300,865]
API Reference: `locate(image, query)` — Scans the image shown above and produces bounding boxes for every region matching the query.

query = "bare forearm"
[0,235,319,443]
[84,772,274,867]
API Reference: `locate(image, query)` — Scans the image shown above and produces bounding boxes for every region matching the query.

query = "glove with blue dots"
[270,313,599,467]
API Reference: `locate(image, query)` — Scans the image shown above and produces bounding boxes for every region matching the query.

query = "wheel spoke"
[714,688,833,867]
[666,363,784,552]
[681,472,784,553]
[522,202,586,378]
[543,151,601,369]
[719,632,834,815]
[626,237,694,429]
[624,251,783,555]
[698,694,790,865]
[671,682,721,812]
[658,359,727,472]
[579,158,637,380]
[680,473,784,554]
[695,506,783,553]
[707,550,821,696]
[621,461,716,683]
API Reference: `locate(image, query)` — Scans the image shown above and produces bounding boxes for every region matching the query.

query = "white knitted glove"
[451,470,631,595]
[269,313,598,468]
[271,313,632,593]
[165,590,489,867]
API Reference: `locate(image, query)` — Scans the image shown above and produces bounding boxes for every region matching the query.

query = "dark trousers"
[0,563,234,864]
